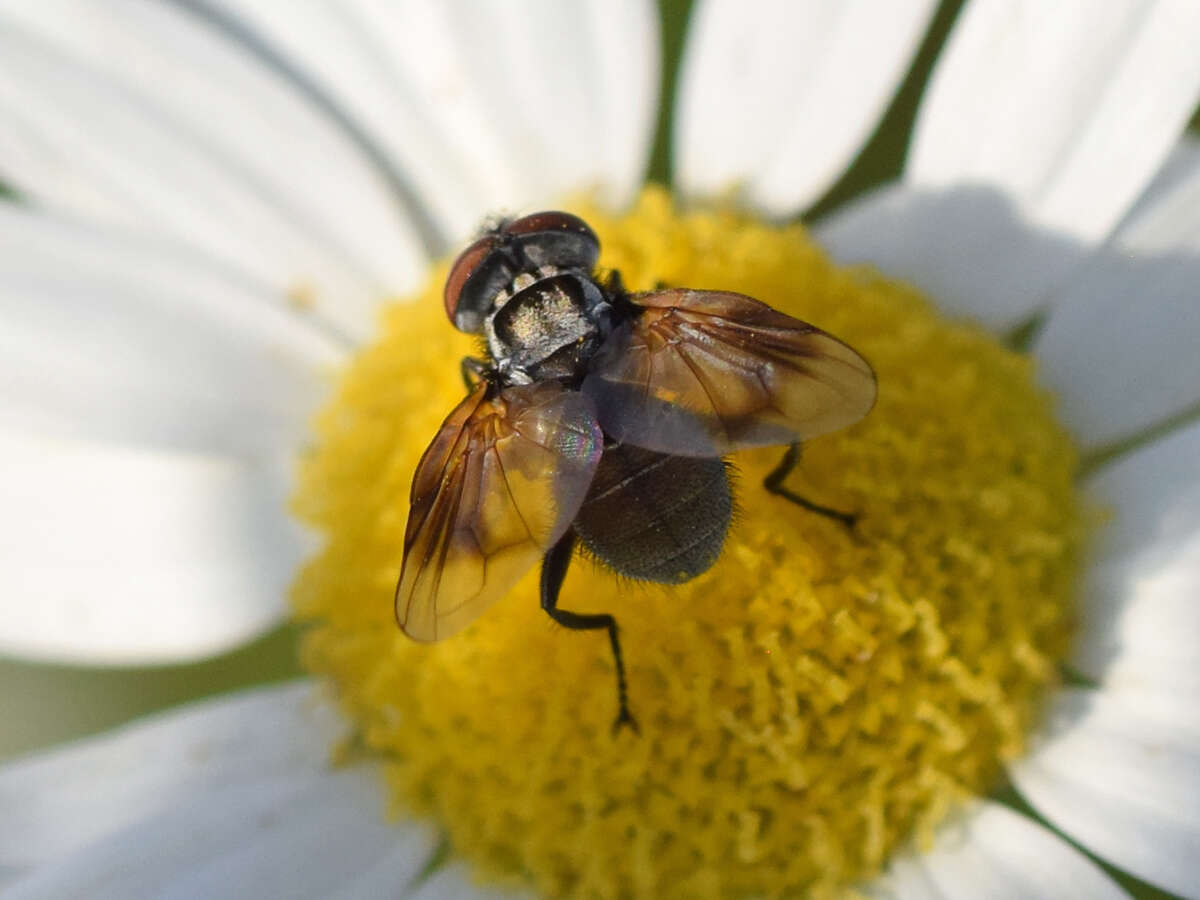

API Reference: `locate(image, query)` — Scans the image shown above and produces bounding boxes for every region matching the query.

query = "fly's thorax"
[485,271,614,383]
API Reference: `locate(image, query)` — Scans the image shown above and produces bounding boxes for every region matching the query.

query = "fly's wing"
[581,289,876,456]
[396,381,602,642]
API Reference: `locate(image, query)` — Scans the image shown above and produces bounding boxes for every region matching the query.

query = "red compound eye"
[443,235,495,331]
[504,211,600,273]
[503,210,596,240]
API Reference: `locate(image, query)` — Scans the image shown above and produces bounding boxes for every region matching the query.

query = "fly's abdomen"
[574,444,732,584]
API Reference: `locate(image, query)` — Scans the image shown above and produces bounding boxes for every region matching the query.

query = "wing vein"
[674,339,735,439]
[490,441,538,545]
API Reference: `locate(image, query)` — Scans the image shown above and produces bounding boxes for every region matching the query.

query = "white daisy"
[2,1,1199,898]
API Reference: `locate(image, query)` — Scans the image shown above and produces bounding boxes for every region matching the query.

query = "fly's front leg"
[540,531,638,734]
[460,356,489,391]
[763,443,858,530]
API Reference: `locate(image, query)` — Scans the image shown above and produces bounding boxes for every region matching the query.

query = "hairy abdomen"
[574,443,732,584]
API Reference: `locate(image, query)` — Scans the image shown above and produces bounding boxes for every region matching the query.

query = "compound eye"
[443,236,496,333]
[505,210,596,238]
[504,211,600,273]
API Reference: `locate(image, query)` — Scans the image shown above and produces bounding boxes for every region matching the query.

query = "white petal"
[909,0,1200,245]
[1031,145,1200,448]
[200,0,659,245]
[824,3,1200,332]
[870,854,944,900]
[0,435,305,664]
[1069,419,1200,699]
[1011,687,1200,899]
[404,864,528,900]
[0,207,334,664]
[2,771,431,900]
[1118,136,1200,232]
[576,0,660,208]
[1115,138,1200,260]
[815,182,1086,329]
[0,1,426,338]
[0,683,438,897]
[332,843,456,900]
[675,0,937,215]
[0,205,342,457]
[868,801,1128,899]
[0,682,334,868]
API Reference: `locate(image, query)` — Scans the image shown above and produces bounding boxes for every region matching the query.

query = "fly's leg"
[764,443,858,530]
[460,357,489,391]
[540,531,638,735]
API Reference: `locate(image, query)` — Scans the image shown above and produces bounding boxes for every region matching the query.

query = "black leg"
[763,443,858,530]
[540,531,639,734]
[460,356,489,391]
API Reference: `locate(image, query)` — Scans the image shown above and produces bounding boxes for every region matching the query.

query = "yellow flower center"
[292,187,1085,899]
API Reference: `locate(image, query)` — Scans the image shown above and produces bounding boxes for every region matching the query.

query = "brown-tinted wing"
[396,381,602,642]
[581,289,876,456]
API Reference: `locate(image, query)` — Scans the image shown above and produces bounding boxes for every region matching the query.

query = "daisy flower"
[2,1,1199,898]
